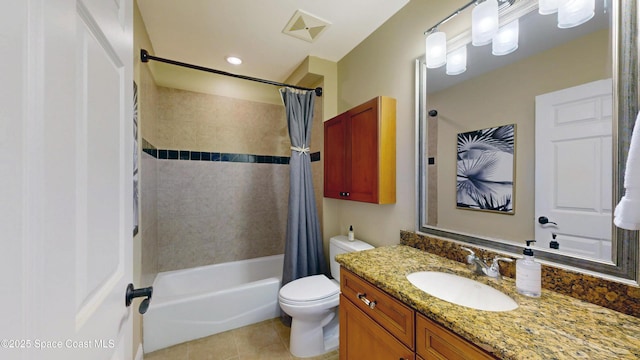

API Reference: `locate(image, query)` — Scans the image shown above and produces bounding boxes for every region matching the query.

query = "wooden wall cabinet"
[324,96,396,204]
[340,268,498,360]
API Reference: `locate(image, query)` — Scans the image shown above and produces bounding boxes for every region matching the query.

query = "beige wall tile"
[156,160,289,272]
[156,86,289,155]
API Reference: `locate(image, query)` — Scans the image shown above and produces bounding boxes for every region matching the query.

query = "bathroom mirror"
[416,0,638,282]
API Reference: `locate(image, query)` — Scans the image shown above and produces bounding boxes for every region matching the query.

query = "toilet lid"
[280,275,339,302]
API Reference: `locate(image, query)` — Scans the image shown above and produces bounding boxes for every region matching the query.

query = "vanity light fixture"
[492,19,519,55]
[423,0,596,76]
[446,45,467,75]
[425,31,447,68]
[472,0,500,46]
[423,0,515,76]
[225,56,243,65]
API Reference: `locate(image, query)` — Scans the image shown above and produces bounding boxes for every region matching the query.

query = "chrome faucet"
[461,247,513,278]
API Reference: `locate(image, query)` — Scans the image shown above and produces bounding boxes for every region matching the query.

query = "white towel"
[614,111,640,230]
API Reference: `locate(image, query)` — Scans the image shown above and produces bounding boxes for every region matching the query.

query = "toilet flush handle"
[357,292,377,309]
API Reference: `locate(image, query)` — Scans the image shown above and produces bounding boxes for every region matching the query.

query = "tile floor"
[144,318,339,360]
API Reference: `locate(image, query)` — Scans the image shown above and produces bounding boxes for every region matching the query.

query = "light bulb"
[426,31,447,68]
[492,19,519,56]
[472,0,499,46]
[558,0,595,28]
[226,56,242,65]
[446,46,467,75]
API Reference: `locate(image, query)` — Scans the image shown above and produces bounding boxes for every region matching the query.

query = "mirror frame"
[416,0,638,283]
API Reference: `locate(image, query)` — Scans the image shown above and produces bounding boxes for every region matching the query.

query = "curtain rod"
[140,49,323,97]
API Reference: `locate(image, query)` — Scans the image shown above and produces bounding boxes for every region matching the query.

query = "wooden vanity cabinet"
[340,295,415,360]
[324,96,396,204]
[340,268,414,360]
[340,268,498,360]
[416,313,497,360]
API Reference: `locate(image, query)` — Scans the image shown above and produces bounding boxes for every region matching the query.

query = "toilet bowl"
[279,275,340,357]
[278,235,374,358]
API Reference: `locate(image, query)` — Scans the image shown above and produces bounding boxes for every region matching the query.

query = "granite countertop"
[336,245,640,360]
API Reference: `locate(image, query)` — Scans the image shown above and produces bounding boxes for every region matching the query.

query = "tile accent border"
[400,230,640,317]
[142,138,320,164]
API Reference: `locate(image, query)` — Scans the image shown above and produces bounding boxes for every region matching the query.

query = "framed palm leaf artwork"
[456,124,515,214]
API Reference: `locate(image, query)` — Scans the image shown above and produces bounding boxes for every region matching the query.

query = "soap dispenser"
[348,225,354,241]
[550,233,559,249]
[516,240,541,298]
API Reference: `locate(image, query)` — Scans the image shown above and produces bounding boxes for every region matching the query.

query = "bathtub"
[143,254,284,353]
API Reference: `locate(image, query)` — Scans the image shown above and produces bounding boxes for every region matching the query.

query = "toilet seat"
[279,275,339,305]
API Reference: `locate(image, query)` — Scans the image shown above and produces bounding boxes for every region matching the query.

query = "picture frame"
[456,124,515,214]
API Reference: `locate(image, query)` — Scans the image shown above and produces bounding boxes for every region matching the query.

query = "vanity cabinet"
[340,296,415,360]
[340,268,414,360]
[416,314,496,360]
[340,268,498,360]
[324,96,396,204]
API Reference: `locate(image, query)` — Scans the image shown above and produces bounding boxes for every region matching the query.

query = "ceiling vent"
[282,9,330,43]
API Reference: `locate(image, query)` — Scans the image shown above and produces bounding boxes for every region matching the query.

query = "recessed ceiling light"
[226,56,242,65]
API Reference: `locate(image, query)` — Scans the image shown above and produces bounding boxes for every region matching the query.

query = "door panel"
[74,0,133,357]
[324,114,348,198]
[5,0,133,358]
[535,79,612,261]
[75,0,129,338]
[349,105,379,202]
[339,295,414,360]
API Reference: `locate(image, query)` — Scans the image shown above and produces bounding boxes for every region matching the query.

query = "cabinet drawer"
[340,268,414,349]
[416,314,496,360]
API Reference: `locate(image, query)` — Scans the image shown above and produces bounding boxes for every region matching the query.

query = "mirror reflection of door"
[535,79,612,262]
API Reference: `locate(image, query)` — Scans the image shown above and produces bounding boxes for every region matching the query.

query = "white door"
[1,1,133,359]
[535,79,612,262]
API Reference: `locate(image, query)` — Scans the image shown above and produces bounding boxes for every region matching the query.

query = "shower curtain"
[279,87,327,322]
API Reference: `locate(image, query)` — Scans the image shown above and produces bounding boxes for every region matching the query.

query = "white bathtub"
[143,254,284,353]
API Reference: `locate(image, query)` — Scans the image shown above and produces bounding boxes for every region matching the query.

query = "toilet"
[278,235,374,358]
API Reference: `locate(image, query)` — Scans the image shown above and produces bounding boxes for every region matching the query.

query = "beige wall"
[133,1,157,357]
[330,0,453,247]
[151,61,285,105]
[429,29,609,242]
[136,2,161,290]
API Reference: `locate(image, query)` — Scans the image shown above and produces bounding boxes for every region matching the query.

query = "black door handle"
[538,216,557,226]
[125,283,153,314]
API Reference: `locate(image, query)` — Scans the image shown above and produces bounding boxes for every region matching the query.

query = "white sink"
[406,271,518,312]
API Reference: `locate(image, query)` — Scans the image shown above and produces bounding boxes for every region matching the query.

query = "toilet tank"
[329,235,374,281]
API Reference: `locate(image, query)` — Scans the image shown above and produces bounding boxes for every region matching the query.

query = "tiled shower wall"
[142,85,324,273]
[156,160,289,271]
